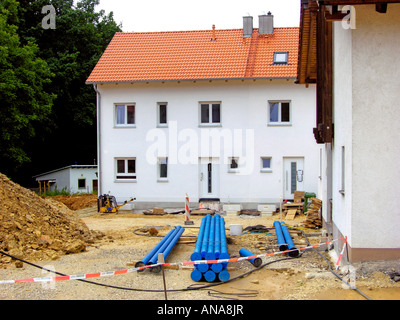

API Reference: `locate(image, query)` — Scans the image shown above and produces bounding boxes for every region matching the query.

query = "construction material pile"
[190,214,230,282]
[0,173,103,267]
[301,197,323,229]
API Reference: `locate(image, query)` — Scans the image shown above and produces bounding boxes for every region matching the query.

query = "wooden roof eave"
[297,0,318,85]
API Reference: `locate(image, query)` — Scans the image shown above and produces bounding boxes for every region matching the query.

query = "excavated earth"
[0,172,399,301]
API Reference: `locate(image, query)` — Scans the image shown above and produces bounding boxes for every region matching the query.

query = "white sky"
[96,0,301,32]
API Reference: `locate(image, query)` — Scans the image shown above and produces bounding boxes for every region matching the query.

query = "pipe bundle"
[135,225,185,273]
[273,221,299,257]
[190,214,230,282]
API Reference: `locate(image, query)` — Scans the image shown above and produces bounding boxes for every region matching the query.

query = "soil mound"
[50,194,98,211]
[0,173,103,268]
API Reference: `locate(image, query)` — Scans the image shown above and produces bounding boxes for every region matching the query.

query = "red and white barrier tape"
[0,237,345,285]
[335,236,348,270]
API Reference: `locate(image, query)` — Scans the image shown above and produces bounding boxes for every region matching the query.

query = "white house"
[86,14,319,210]
[34,165,98,194]
[298,0,400,262]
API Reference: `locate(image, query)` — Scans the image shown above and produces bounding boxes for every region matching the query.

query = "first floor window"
[158,103,167,126]
[200,102,221,125]
[269,101,291,123]
[158,157,168,180]
[116,158,136,180]
[115,104,135,125]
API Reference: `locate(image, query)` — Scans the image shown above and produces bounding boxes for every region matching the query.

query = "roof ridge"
[116,26,299,35]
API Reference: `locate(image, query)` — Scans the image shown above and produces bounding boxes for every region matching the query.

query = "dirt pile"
[50,194,98,210]
[0,173,103,268]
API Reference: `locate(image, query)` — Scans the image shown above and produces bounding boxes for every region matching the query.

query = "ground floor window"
[158,157,168,181]
[115,158,136,180]
[260,157,272,172]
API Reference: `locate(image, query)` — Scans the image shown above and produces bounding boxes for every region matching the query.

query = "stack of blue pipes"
[190,214,230,282]
[135,225,185,273]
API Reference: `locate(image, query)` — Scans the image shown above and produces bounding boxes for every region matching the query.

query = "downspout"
[93,84,102,196]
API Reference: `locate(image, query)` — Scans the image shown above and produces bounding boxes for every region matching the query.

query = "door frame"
[198,157,220,201]
[283,157,305,200]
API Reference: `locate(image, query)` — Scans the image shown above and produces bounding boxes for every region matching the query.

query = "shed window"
[78,179,86,189]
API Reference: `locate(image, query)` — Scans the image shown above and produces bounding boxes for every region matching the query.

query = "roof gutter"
[93,83,102,196]
[86,76,297,85]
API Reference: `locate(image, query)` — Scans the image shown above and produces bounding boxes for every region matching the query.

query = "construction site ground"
[1,194,400,301]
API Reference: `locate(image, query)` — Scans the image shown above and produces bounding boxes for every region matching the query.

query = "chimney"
[243,16,253,37]
[259,12,274,35]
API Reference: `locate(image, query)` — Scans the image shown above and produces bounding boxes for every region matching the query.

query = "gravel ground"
[1,209,399,301]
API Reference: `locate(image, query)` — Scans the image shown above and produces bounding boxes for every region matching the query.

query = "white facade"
[34,165,98,194]
[95,79,319,208]
[320,4,400,260]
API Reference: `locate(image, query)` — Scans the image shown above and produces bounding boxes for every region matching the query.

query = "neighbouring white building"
[298,0,400,262]
[34,165,98,194]
[86,14,319,209]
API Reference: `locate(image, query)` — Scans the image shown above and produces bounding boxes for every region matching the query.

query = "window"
[228,157,239,172]
[158,157,168,181]
[115,104,135,126]
[158,103,167,126]
[269,101,291,124]
[260,157,272,172]
[115,158,136,180]
[78,178,86,189]
[200,102,221,125]
[273,52,288,65]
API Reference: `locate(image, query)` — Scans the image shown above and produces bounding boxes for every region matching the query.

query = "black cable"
[0,229,373,299]
[0,249,294,294]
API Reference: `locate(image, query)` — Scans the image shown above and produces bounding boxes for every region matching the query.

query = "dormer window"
[273,52,288,65]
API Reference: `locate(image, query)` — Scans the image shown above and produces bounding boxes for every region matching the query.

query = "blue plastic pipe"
[146,226,180,269]
[206,215,216,260]
[135,228,177,271]
[273,221,288,251]
[214,214,221,259]
[204,270,216,282]
[280,224,300,258]
[239,248,262,267]
[191,215,207,261]
[200,215,211,258]
[218,268,230,282]
[190,269,203,282]
[151,225,185,272]
[219,216,230,267]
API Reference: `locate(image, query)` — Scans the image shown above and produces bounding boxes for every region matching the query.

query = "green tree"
[12,0,121,185]
[0,0,55,176]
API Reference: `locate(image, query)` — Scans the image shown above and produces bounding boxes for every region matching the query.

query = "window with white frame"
[269,101,291,124]
[157,102,167,126]
[78,178,86,189]
[200,102,221,125]
[273,51,289,65]
[260,157,272,172]
[115,104,135,126]
[158,157,168,181]
[115,158,136,180]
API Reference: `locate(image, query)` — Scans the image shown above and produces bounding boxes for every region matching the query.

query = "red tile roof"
[86,27,299,83]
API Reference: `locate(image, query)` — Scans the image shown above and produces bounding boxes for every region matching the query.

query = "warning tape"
[0,237,345,285]
[335,236,348,270]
